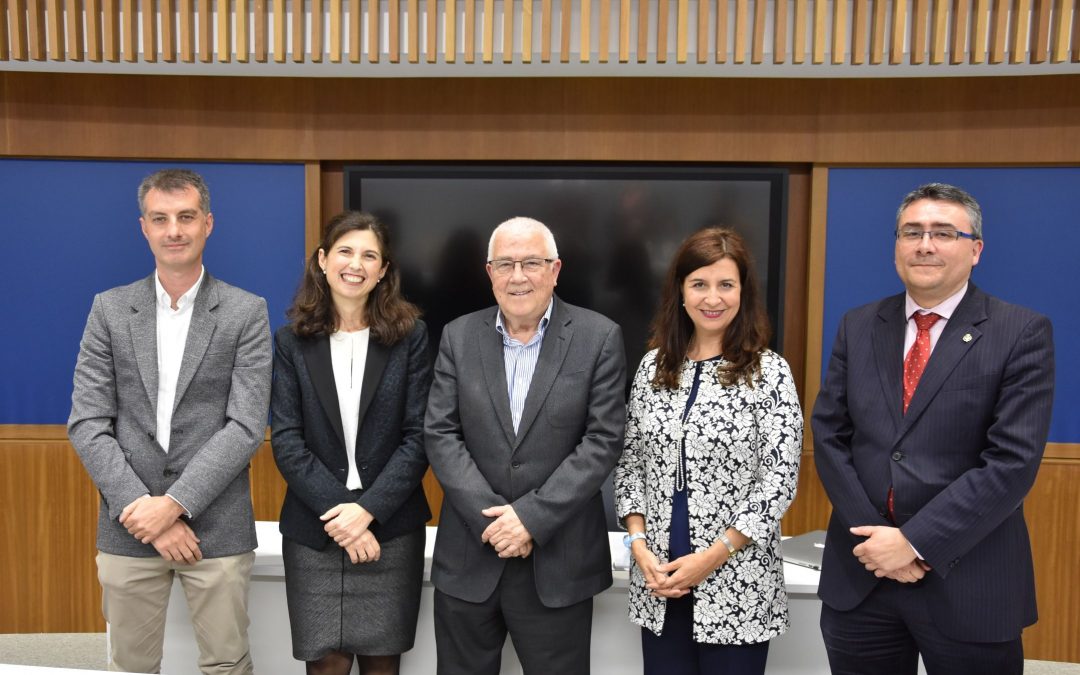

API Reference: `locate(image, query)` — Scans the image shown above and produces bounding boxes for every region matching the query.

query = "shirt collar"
[905,282,967,321]
[495,299,554,342]
[155,266,205,312]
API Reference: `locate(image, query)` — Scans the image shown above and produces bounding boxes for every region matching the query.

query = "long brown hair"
[286,211,419,344]
[649,227,771,389]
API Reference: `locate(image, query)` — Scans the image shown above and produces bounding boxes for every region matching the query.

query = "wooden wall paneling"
[752,0,766,62]
[237,0,250,62]
[950,0,968,62]
[198,0,212,62]
[804,165,828,426]
[389,0,400,62]
[465,0,476,62]
[348,0,360,62]
[304,162,321,256]
[988,0,1007,62]
[929,0,947,63]
[27,0,46,60]
[141,0,157,62]
[560,0,571,62]
[870,0,886,63]
[792,0,806,62]
[271,0,284,62]
[46,0,64,61]
[699,0,710,62]
[734,0,747,62]
[250,442,287,521]
[435,0,444,62]
[329,0,343,62]
[291,0,304,61]
[779,456,832,536]
[1016,0,1034,63]
[637,0,648,61]
[811,0,824,63]
[521,0,531,61]
[1030,0,1051,61]
[0,0,9,61]
[830,0,846,63]
[851,0,868,64]
[659,0,672,62]
[479,0,492,62]
[580,0,590,61]
[8,0,28,61]
[597,0,609,61]
[782,165,811,395]
[618,0,628,61]
[179,0,195,62]
[311,0,325,62]
[1049,0,1071,61]
[911,0,928,62]
[889,0,906,63]
[367,0,379,62]
[162,0,178,62]
[970,0,988,61]
[410,0,421,62]
[254,0,267,61]
[219,0,233,62]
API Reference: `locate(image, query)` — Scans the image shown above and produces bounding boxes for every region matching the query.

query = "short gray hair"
[895,182,983,240]
[487,217,559,260]
[138,168,211,215]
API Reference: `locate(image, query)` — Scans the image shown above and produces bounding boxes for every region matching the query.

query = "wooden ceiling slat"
[831,0,847,63]
[733,0,747,63]
[753,0,766,63]
[988,0,1007,63]
[851,0,868,64]
[792,0,806,63]
[1029,0,1051,62]
[870,0,886,64]
[949,0,968,63]
[46,0,64,61]
[930,0,948,63]
[969,0,988,63]
[889,0,907,64]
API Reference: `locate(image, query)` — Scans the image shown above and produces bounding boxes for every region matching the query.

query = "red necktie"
[902,312,941,414]
[889,311,941,523]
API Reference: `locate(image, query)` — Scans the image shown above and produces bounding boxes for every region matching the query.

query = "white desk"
[162,523,829,674]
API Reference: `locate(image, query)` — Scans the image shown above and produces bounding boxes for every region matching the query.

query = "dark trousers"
[641,594,770,675]
[433,556,593,675]
[820,581,1023,675]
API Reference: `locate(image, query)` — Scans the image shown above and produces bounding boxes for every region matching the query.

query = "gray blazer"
[68,273,273,558]
[425,297,627,608]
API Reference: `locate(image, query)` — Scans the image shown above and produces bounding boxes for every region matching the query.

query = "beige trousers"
[96,550,255,675]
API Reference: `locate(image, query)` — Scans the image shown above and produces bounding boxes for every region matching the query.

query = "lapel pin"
[962,333,972,342]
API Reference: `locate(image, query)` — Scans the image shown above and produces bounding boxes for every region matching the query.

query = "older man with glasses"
[812,183,1055,675]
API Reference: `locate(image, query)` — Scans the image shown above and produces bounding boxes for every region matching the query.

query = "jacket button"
[163,468,177,477]
[512,461,521,469]
[360,463,368,471]
[891,451,903,461]
[147,431,155,439]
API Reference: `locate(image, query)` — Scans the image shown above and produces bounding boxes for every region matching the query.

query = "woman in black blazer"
[271,211,432,675]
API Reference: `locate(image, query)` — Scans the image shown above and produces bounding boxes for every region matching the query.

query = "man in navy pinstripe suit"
[812,183,1055,675]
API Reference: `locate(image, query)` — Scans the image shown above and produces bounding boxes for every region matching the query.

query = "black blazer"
[812,284,1055,642]
[271,321,433,551]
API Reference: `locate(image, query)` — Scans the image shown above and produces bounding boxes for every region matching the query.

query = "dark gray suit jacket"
[426,297,626,608]
[271,322,432,550]
[68,273,273,558]
[812,284,1055,642]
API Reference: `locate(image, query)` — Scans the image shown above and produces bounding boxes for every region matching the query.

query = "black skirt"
[282,528,425,660]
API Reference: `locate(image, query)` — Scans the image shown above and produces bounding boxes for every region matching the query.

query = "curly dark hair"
[286,211,419,344]
[648,227,771,389]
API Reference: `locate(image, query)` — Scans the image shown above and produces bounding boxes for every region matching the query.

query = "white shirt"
[903,283,968,361]
[330,328,370,490]
[154,268,205,453]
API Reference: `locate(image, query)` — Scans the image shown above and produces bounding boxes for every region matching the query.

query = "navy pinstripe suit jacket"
[812,284,1055,643]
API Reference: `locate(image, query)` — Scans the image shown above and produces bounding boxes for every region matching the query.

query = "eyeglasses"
[896,228,979,244]
[488,257,556,276]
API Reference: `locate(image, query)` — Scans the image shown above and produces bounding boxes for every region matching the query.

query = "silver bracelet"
[718,531,737,555]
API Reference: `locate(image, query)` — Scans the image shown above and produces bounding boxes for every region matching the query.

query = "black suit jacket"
[812,284,1055,642]
[271,321,433,550]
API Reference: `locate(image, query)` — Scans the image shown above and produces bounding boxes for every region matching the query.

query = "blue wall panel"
[0,159,305,424]
[823,167,1080,443]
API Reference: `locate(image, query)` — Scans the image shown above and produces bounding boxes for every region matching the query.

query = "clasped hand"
[481,505,533,558]
[850,525,931,582]
[632,541,725,598]
[120,495,183,543]
[322,503,380,564]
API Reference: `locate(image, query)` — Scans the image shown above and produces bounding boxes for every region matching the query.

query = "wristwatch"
[623,532,647,548]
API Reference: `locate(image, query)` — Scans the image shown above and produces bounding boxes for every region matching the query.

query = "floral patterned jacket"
[614,348,803,644]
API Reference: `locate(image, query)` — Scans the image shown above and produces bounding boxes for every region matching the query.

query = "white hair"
[487,217,559,261]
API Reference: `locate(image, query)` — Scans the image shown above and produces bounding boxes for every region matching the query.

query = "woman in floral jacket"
[614,227,803,675]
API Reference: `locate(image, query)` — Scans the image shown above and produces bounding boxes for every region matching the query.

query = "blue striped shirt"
[495,301,553,434]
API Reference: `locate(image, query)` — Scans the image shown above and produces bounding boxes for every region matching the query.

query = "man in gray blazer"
[426,217,627,675]
[68,169,272,674]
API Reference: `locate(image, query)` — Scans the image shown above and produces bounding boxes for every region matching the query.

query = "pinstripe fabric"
[494,302,552,433]
[812,284,1055,644]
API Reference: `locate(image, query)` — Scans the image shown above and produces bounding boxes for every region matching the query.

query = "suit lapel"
[513,300,571,450]
[301,335,347,449]
[129,275,159,413]
[478,312,516,447]
[172,276,218,412]
[871,294,906,434]
[900,286,986,433]
[357,338,390,433]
